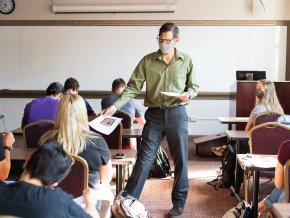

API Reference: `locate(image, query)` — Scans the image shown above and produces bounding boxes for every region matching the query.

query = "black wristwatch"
[3,146,13,151]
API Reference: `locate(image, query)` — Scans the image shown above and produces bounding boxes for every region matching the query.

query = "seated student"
[258,140,290,215]
[64,77,97,122]
[245,79,284,131]
[21,82,64,129]
[40,94,113,201]
[0,131,15,180]
[0,141,99,218]
[101,78,145,126]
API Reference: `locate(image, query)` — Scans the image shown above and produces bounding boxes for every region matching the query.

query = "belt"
[149,105,183,110]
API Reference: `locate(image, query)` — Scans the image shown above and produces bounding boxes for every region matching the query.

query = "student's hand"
[83,188,96,206]
[3,131,15,147]
[101,105,117,116]
[83,188,100,218]
[177,92,191,102]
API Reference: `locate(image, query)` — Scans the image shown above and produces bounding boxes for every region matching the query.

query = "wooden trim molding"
[0,90,234,100]
[0,20,277,26]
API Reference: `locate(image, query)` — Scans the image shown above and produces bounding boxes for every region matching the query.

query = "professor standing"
[103,22,198,217]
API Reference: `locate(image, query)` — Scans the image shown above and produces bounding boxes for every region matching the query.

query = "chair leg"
[244,170,252,203]
[122,165,127,189]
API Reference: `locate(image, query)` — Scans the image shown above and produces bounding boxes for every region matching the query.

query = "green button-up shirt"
[114,48,199,109]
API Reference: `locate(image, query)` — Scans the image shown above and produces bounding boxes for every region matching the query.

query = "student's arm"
[0,132,15,180]
[135,117,145,126]
[99,160,113,184]
[83,98,97,121]
[245,120,253,131]
[83,188,100,218]
[133,99,145,126]
[274,161,284,189]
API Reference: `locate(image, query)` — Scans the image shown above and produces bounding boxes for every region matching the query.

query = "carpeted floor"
[136,139,275,218]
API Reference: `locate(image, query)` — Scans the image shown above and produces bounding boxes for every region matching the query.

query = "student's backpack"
[111,190,150,218]
[149,147,173,178]
[221,144,236,188]
[222,201,253,218]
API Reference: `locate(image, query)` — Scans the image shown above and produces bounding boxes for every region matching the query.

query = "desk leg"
[234,139,241,194]
[228,123,232,130]
[252,170,259,218]
[116,165,123,195]
[229,139,242,201]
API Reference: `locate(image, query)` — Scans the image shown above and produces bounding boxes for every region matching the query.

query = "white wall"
[0,0,290,20]
[0,25,286,91]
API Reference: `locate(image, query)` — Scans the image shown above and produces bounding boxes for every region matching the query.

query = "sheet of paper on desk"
[248,156,277,168]
[89,115,122,135]
[160,92,182,97]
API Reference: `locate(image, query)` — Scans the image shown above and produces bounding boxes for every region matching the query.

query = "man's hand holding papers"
[89,115,122,135]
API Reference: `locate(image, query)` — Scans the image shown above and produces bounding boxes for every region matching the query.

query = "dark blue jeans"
[125,106,189,208]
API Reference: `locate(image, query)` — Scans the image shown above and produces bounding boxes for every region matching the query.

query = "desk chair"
[253,111,282,126]
[22,119,55,148]
[268,158,290,218]
[58,154,88,198]
[59,154,114,208]
[91,122,123,150]
[114,110,132,149]
[284,159,290,203]
[244,122,290,201]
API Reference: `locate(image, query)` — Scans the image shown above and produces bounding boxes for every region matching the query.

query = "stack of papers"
[89,115,122,135]
[160,92,182,97]
[247,155,277,168]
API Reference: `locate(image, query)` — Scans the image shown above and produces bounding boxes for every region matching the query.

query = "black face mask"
[256,89,265,98]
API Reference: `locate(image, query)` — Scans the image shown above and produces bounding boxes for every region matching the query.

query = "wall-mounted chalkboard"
[0,25,287,92]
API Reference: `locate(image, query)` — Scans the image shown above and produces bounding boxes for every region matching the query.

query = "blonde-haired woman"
[245,79,284,131]
[40,94,113,202]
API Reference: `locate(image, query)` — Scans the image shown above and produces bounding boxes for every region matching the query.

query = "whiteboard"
[0,25,287,92]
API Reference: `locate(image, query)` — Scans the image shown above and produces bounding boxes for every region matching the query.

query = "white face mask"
[159,42,173,54]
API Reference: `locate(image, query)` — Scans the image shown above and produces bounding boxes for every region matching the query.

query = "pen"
[0,115,6,132]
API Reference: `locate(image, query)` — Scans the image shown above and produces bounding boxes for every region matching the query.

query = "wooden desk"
[225,130,249,199]
[11,127,22,135]
[13,127,143,137]
[237,154,277,218]
[270,203,290,218]
[11,135,136,196]
[225,130,249,141]
[110,149,137,195]
[13,126,143,147]
[11,147,36,160]
[122,128,142,149]
[218,117,249,130]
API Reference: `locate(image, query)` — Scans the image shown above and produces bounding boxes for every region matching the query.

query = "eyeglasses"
[156,36,175,44]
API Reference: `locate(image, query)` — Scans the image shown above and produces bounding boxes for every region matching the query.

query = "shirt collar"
[155,48,185,61]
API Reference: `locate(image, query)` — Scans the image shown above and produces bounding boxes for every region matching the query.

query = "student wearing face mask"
[245,79,284,131]
[102,22,198,217]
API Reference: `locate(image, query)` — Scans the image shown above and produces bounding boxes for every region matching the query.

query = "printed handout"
[247,155,277,168]
[89,115,122,135]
